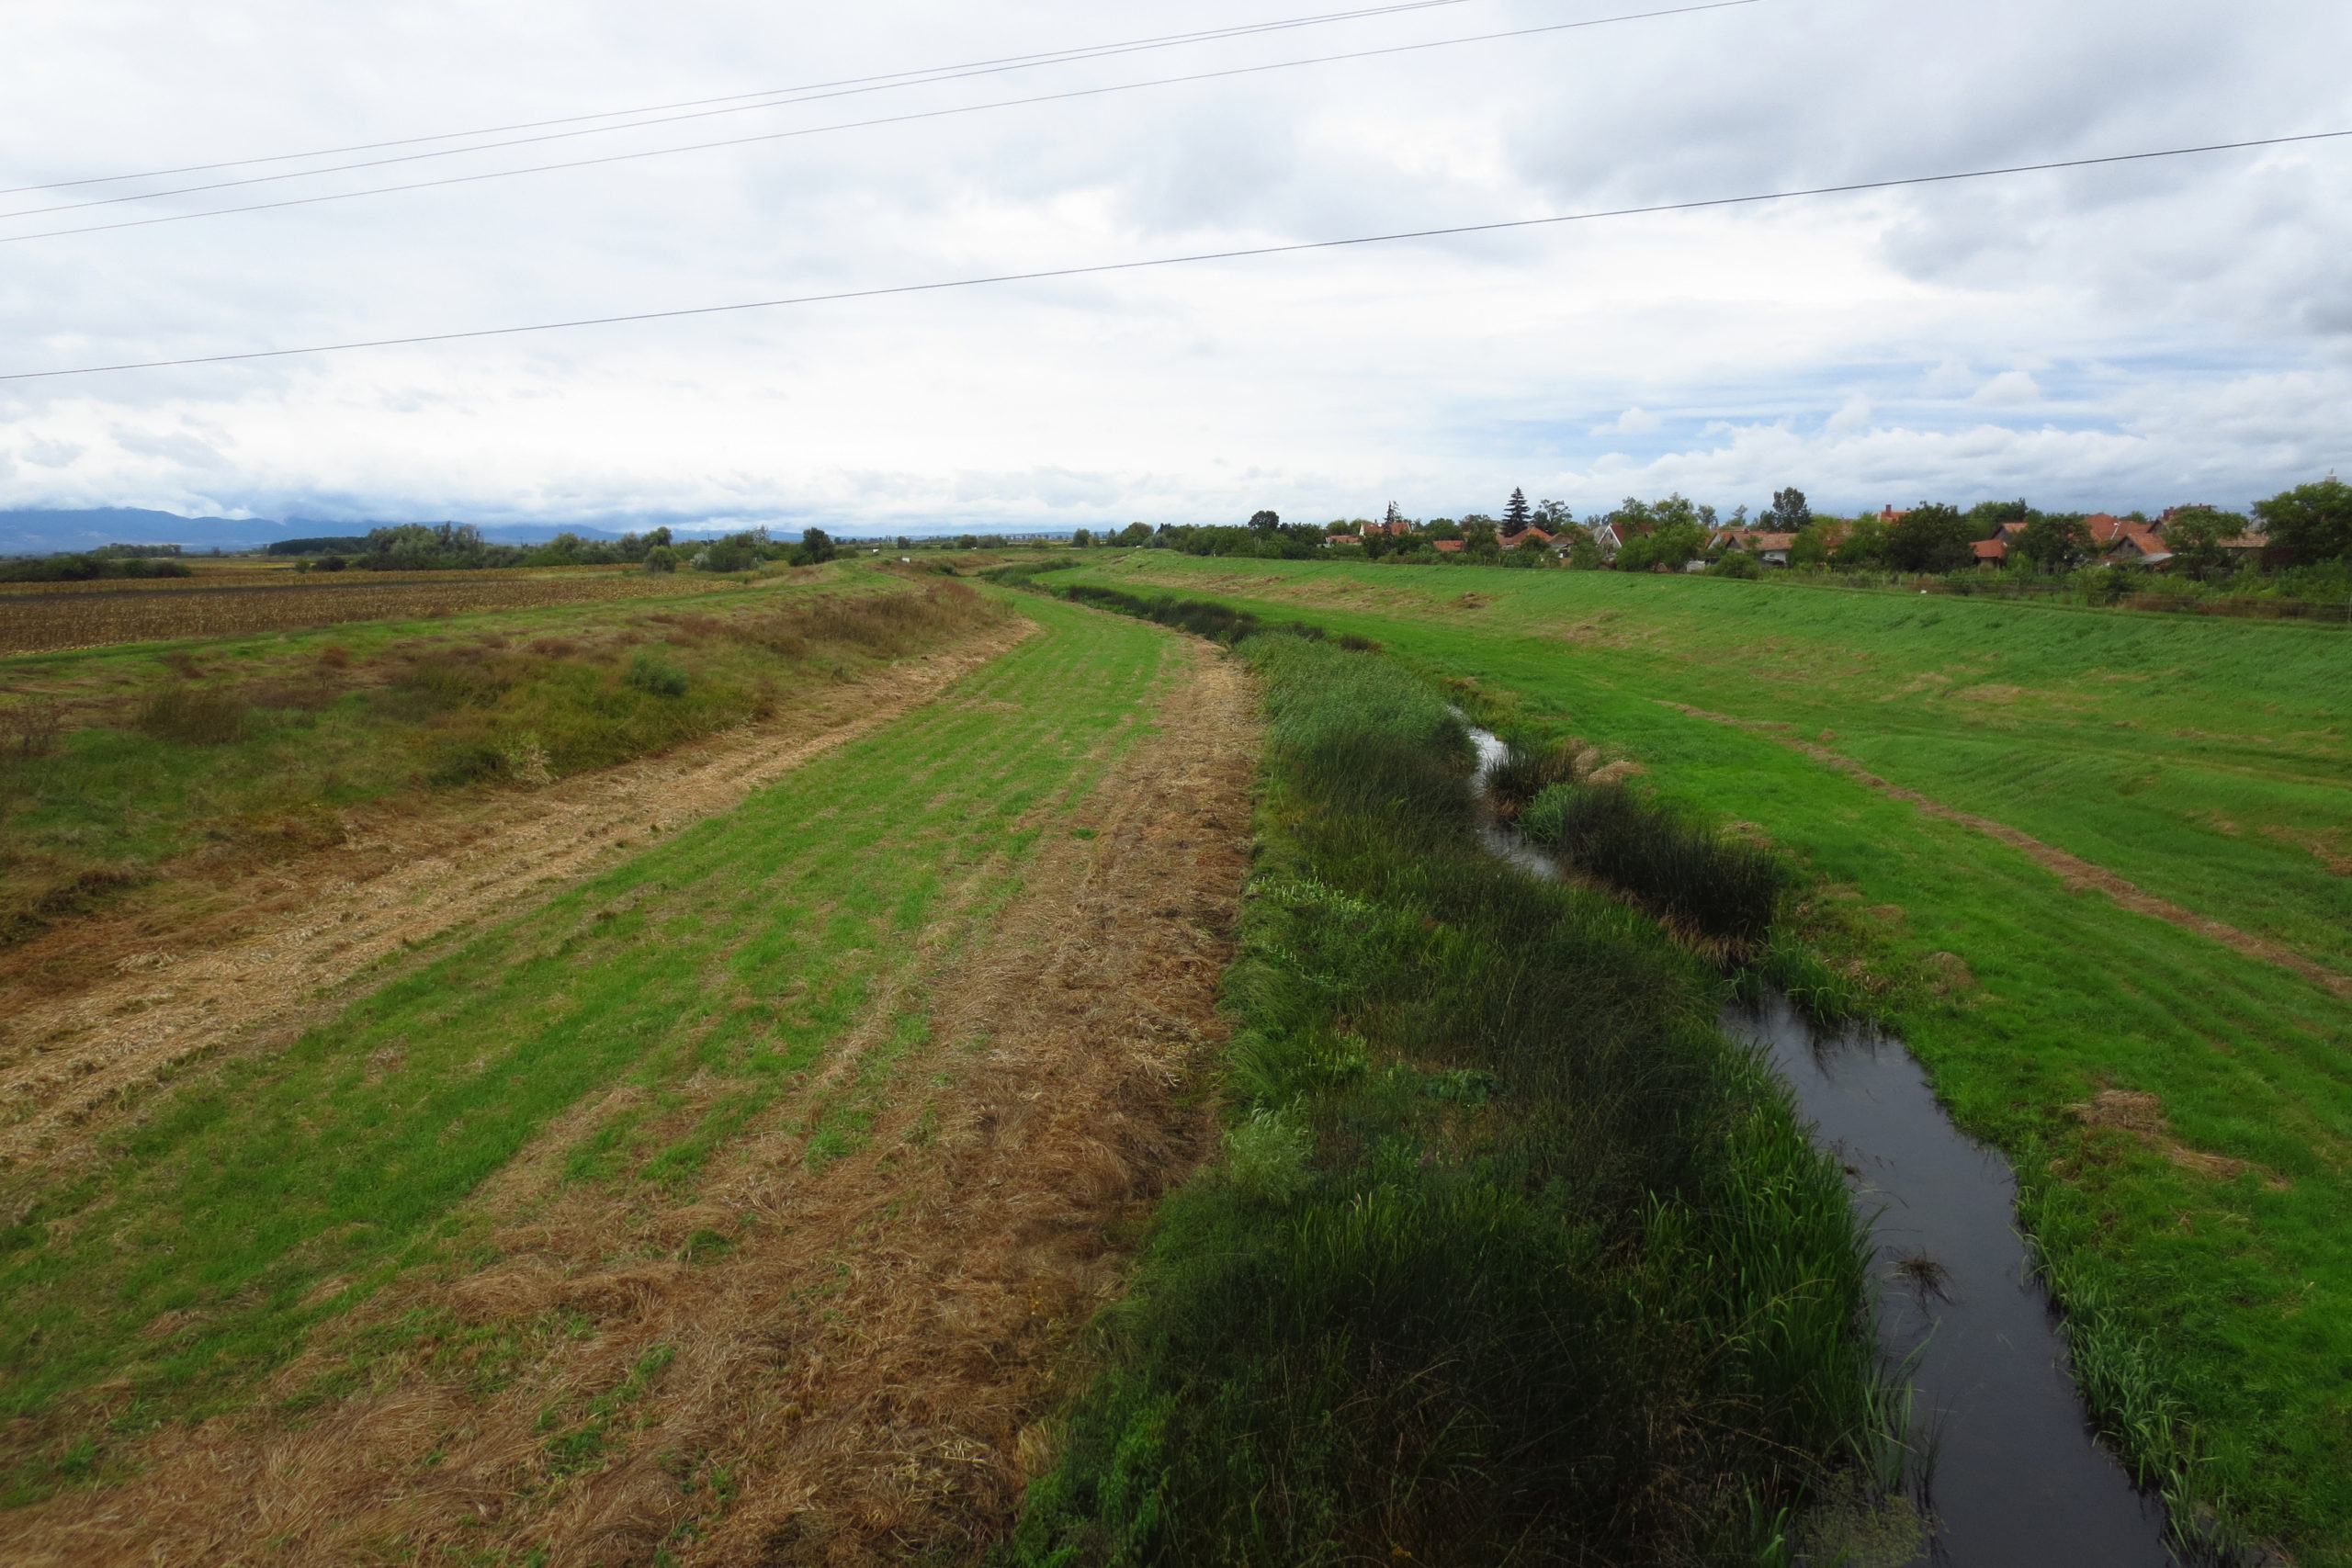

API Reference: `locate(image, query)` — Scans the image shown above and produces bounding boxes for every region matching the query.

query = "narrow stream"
[1465,727,2178,1565]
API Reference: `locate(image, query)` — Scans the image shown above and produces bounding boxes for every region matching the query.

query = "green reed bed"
[1011,634,1894,1567]
[1520,776,1792,956]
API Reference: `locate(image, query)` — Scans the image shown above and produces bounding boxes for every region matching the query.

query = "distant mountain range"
[0,509,748,557]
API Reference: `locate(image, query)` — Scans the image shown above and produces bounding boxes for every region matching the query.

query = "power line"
[8,129,2342,385]
[0,1,1755,243]
[0,0,1503,199]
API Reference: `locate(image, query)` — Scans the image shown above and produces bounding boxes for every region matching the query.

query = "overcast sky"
[3,0,2347,532]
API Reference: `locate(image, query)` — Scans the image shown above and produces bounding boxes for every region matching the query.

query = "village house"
[2101,519,2173,568]
[1711,527,1796,565]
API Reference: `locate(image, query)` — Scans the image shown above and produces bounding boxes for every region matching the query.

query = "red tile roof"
[1973,538,2007,559]
[1431,538,1465,553]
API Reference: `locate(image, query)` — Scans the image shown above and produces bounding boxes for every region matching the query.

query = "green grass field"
[0,565,996,950]
[1013,631,1891,1565]
[0,589,1176,1502]
[1036,554,2352,1562]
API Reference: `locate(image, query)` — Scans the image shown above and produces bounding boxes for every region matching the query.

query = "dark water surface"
[1461,727,2175,1563]
[1724,999,2177,1567]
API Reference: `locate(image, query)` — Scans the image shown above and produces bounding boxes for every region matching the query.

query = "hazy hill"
[0,510,656,557]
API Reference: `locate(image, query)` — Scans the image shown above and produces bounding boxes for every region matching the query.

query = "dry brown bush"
[136,688,249,745]
[729,581,999,664]
[1,699,64,760]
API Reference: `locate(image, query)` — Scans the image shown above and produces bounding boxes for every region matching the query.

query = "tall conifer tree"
[1504,488,1532,533]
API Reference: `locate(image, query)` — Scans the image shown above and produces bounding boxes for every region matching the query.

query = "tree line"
[1073,476,2351,587]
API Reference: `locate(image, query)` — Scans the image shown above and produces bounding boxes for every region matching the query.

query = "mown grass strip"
[1012,633,1894,1566]
[0,591,1174,1504]
[1035,555,2352,1564]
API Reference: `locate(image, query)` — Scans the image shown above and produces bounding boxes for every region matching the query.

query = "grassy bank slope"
[1076,558,2352,972]
[0,590,1167,1505]
[1014,631,1892,1565]
[0,565,992,952]
[1038,555,2352,1562]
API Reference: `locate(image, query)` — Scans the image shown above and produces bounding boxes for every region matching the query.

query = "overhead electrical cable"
[0,0,1756,243]
[1,0,1520,213]
[8,129,2342,384]
[0,0,1527,198]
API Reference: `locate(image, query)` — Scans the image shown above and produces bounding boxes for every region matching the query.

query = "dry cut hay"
[0,636,1261,1568]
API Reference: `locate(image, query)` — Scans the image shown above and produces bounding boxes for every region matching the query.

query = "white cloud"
[1973,371,2042,406]
[1595,407,1663,436]
[0,0,2346,526]
[1824,395,1872,434]
[1922,361,1978,397]
[19,438,84,468]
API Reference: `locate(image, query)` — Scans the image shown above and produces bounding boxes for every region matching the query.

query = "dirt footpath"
[1,634,1261,1566]
[0,618,1035,1176]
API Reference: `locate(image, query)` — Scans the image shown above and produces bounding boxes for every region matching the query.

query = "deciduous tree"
[1883,503,1973,572]
[2017,513,2093,573]
[2252,477,2352,563]
[2163,506,2246,581]
[1768,487,1810,532]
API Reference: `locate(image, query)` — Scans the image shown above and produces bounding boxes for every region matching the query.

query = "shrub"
[1483,736,1580,818]
[1,700,64,760]
[642,545,678,573]
[623,653,689,697]
[1523,779,1790,951]
[137,688,249,745]
[1709,550,1765,579]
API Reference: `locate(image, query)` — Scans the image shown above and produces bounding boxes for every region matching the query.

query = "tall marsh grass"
[1521,775,1791,954]
[1049,581,1301,645]
[1012,634,1892,1565]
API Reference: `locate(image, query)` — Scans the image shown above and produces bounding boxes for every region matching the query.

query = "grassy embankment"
[1012,624,1898,1566]
[0,589,1165,1508]
[1037,554,2352,1562]
[0,565,993,954]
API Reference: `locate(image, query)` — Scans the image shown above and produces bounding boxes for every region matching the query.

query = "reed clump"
[1060,581,1265,643]
[136,688,250,746]
[1012,634,1891,1566]
[1519,773,1791,954]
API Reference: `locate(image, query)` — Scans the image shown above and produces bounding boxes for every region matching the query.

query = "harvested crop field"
[0,570,1001,973]
[0,617,1033,1168]
[0,568,776,655]
[0,595,1260,1565]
